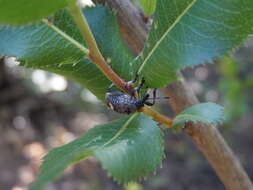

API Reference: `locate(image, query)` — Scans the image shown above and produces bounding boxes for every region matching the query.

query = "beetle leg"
[142,93,150,104]
[126,73,139,87]
[125,73,139,96]
[135,77,145,95]
[152,88,157,105]
[108,83,115,91]
[132,73,139,83]
[144,101,154,106]
[144,88,157,106]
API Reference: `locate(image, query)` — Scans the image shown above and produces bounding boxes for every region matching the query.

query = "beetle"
[105,89,155,114]
[105,78,168,114]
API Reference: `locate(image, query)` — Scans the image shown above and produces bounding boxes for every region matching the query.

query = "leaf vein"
[137,0,197,74]
[101,114,138,148]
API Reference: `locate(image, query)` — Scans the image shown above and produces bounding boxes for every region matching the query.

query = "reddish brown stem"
[101,0,253,190]
[93,0,148,54]
[67,0,173,126]
[68,0,130,94]
[139,106,173,127]
[88,53,130,94]
[162,80,253,190]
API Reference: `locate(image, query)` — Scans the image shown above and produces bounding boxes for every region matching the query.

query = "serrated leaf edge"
[137,0,197,74]
[171,103,224,129]
[97,114,165,184]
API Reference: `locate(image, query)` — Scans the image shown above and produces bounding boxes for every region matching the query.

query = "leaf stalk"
[140,106,173,128]
[67,0,130,94]
[66,0,174,128]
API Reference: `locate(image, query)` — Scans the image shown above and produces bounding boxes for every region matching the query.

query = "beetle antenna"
[147,97,170,100]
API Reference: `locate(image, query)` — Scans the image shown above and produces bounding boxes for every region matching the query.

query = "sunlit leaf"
[29,114,164,190]
[0,0,67,24]
[0,6,134,100]
[138,0,253,87]
[136,0,157,15]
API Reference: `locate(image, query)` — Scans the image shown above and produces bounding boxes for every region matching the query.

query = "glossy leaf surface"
[138,0,253,87]
[0,6,134,100]
[29,114,164,190]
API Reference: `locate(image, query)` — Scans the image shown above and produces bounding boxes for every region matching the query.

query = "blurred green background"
[0,37,253,190]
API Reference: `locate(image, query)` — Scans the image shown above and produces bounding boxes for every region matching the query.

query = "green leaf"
[138,0,253,87]
[54,6,135,82]
[0,6,134,100]
[0,0,67,25]
[136,0,157,15]
[29,114,164,190]
[172,102,224,129]
[0,23,109,99]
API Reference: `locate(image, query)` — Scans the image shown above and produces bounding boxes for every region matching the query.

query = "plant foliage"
[138,0,253,87]
[29,114,164,190]
[0,6,134,100]
[172,103,224,129]
[0,0,250,189]
[0,0,67,24]
[135,0,157,15]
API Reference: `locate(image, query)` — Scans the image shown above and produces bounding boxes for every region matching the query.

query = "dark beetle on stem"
[105,90,155,114]
[105,78,168,114]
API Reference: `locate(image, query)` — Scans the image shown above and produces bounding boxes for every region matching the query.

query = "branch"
[66,0,173,127]
[102,1,253,190]
[140,106,173,127]
[67,0,130,94]
[93,0,148,54]
[162,80,253,190]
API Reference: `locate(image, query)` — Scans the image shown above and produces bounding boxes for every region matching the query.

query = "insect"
[105,77,168,114]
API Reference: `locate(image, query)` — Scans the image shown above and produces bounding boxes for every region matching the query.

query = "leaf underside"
[1,1,253,96]
[0,2,231,190]
[0,6,134,100]
[29,114,164,190]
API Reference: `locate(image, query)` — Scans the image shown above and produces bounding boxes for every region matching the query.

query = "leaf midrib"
[100,113,138,148]
[137,0,197,74]
[37,114,138,181]
[42,19,89,56]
